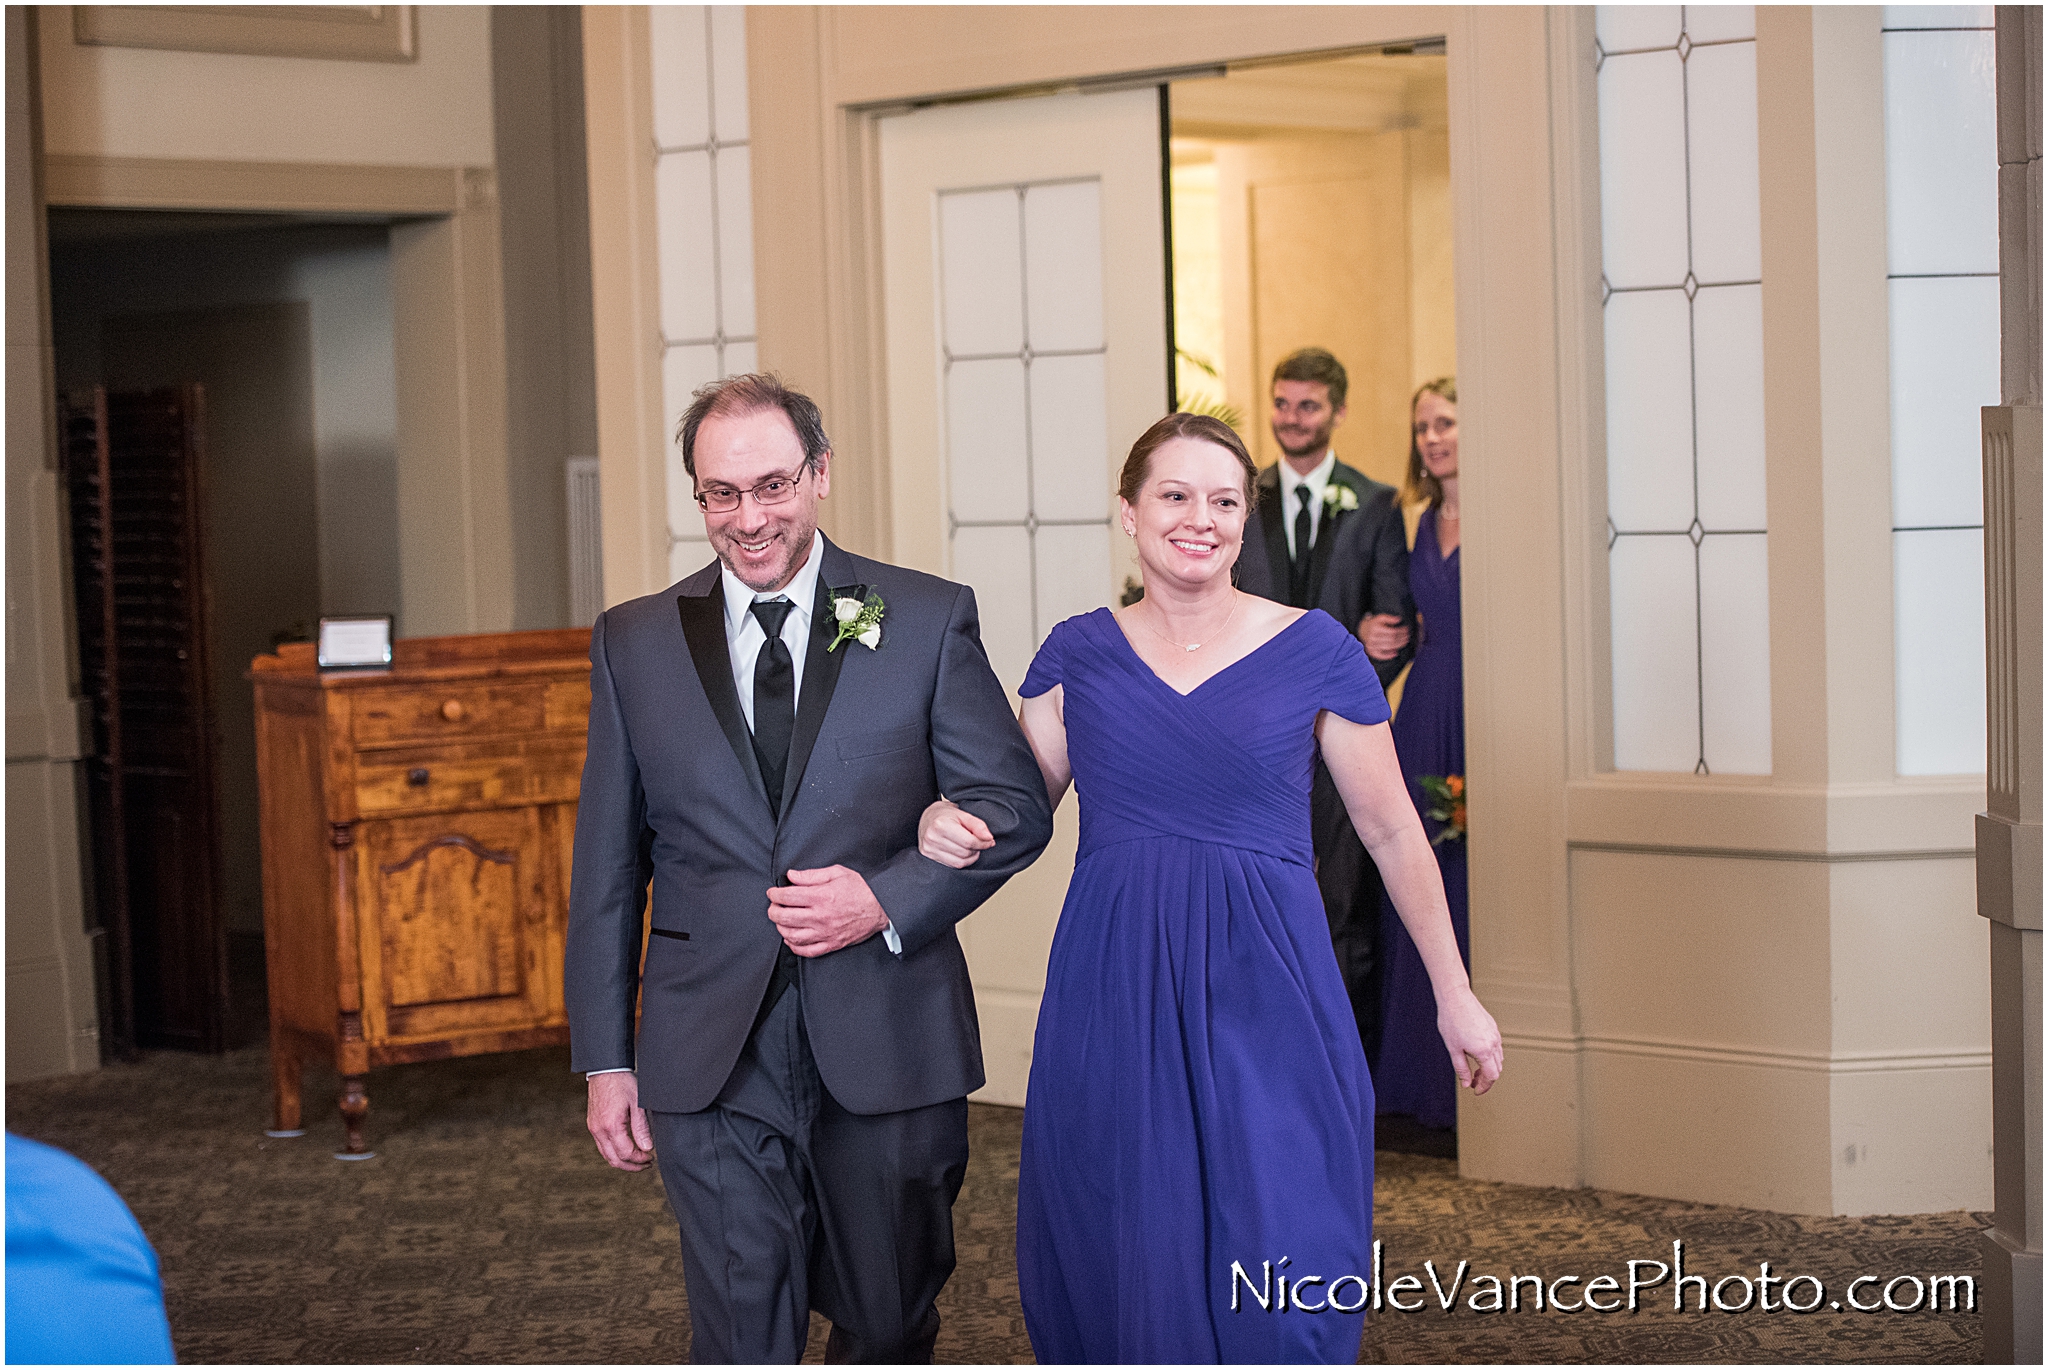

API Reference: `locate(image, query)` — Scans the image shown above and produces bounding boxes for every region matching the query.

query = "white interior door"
[879,87,1168,1105]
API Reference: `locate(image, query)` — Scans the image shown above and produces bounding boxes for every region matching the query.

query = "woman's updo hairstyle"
[1117,412,1260,509]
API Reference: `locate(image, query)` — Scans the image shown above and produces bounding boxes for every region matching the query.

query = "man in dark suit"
[1235,348,1411,1061]
[566,374,1053,1364]
[1238,347,1404,632]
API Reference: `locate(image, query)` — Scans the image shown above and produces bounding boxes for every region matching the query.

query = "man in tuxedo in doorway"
[566,373,1053,1363]
[1236,347,1413,1061]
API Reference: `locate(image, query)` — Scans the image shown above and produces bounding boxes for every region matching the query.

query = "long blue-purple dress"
[1015,608,1388,1364]
[1371,507,1468,1129]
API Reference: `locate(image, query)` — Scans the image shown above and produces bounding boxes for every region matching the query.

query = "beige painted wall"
[566,4,2003,1215]
[7,7,99,1079]
[1211,129,1453,485]
[37,4,494,167]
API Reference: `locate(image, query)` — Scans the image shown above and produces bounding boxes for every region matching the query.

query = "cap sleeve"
[1020,619,1066,698]
[1319,615,1391,726]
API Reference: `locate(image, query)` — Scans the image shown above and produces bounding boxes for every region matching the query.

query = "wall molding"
[43,153,460,215]
[1580,1033,1991,1076]
[1569,840,1973,864]
[72,6,416,64]
[1567,774,1983,854]
[1507,1030,1991,1075]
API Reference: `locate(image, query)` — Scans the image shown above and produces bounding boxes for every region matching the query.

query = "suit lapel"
[781,538,860,822]
[676,580,772,813]
[1257,469,1292,601]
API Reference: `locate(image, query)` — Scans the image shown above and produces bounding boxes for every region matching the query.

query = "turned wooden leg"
[336,1074,374,1158]
[266,1037,305,1137]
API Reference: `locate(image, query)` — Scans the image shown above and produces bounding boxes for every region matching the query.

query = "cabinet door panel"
[357,808,557,1042]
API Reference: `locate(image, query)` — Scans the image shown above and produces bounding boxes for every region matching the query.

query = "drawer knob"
[441,699,465,722]
[406,768,430,787]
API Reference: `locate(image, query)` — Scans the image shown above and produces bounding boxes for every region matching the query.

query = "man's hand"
[1359,612,1411,661]
[767,865,889,957]
[587,1071,654,1171]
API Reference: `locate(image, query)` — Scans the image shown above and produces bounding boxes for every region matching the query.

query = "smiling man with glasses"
[565,373,1053,1363]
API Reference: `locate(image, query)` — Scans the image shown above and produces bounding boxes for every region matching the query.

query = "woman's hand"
[917,799,994,869]
[1436,985,1504,1095]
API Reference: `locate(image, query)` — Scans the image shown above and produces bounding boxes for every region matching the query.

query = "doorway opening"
[1167,45,1454,490]
[48,209,403,1055]
[1167,45,1465,1158]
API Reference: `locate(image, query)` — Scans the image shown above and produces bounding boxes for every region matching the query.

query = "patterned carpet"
[6,1043,1984,1364]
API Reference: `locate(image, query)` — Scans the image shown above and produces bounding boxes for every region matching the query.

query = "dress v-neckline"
[1423,508,1461,565]
[1104,607,1315,699]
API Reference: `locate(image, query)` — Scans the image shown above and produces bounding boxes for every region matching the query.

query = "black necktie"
[749,597,795,814]
[1291,485,1314,604]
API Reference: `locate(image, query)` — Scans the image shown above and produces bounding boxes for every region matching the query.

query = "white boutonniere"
[1322,483,1360,513]
[827,589,885,652]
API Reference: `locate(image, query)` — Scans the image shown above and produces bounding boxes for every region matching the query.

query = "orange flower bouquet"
[1418,774,1465,845]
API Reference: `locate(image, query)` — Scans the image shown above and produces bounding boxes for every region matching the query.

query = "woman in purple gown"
[1371,379,1469,1132]
[917,413,1501,1364]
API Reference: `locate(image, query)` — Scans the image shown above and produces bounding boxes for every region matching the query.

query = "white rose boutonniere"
[827,589,886,652]
[1322,483,1360,514]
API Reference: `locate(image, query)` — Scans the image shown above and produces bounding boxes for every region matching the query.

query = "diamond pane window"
[652,6,758,580]
[1596,6,1770,775]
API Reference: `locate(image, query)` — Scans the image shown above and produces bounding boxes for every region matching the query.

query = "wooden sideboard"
[251,628,591,1155]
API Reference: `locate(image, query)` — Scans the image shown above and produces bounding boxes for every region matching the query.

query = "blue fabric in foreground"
[1015,607,1385,1364]
[7,1132,176,1364]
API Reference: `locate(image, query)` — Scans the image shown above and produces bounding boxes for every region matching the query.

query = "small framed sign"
[317,615,395,671]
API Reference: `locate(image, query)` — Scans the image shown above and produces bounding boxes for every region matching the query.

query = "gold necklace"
[1144,595,1239,653]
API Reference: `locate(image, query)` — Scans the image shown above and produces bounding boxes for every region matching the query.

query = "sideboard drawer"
[355,744,584,816]
[352,682,552,747]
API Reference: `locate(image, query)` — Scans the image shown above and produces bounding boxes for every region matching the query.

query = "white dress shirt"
[722,530,901,957]
[1276,451,1338,560]
[587,534,891,1077]
[721,530,824,729]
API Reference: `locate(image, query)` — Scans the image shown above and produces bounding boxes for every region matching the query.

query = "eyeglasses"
[694,465,809,514]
